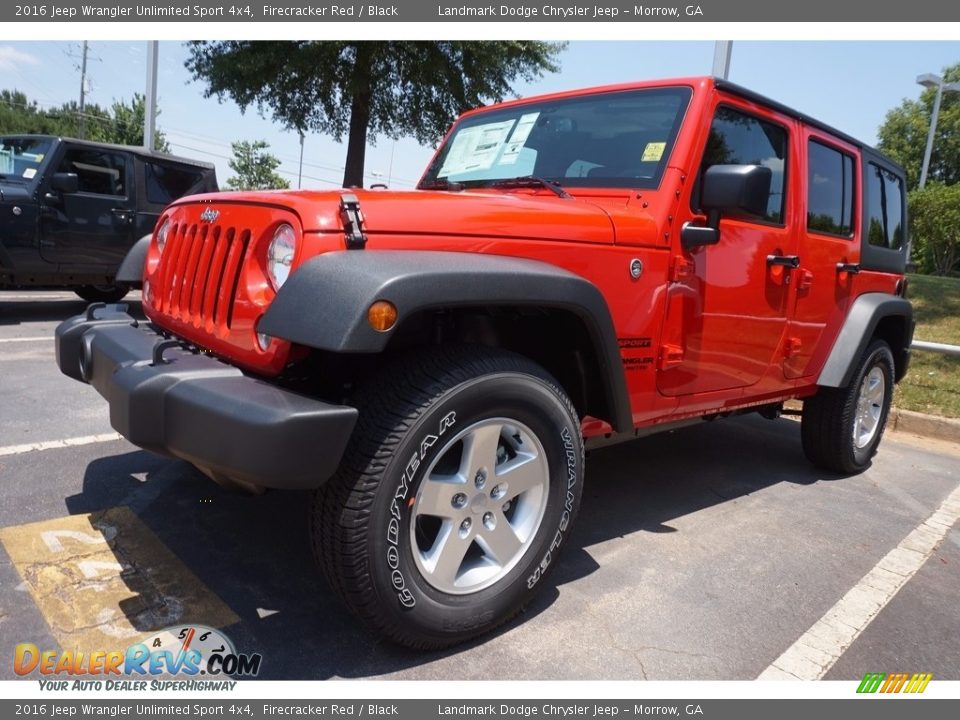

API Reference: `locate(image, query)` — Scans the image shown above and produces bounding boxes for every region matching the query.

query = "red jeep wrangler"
[56,77,913,649]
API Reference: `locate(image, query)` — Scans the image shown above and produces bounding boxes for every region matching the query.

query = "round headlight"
[156,219,171,254]
[267,223,297,290]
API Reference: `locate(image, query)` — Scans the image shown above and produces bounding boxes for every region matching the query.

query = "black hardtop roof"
[1,134,215,171]
[715,79,906,175]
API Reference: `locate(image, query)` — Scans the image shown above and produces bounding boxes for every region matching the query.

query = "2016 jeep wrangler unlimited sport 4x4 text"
[55,77,913,649]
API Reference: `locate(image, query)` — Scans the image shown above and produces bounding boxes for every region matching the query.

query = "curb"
[890,408,960,445]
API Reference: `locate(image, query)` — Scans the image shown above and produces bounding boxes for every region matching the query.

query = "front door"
[39,145,135,267]
[658,101,798,397]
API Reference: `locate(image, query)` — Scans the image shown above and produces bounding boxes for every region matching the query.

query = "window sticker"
[438,119,516,177]
[498,112,540,166]
[642,142,666,162]
[22,168,36,179]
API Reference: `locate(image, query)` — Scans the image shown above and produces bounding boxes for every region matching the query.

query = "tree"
[0,89,169,151]
[185,41,564,187]
[226,140,289,190]
[878,62,960,190]
[909,183,960,276]
[107,94,170,152]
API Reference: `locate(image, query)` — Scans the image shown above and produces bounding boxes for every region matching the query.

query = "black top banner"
[5,0,959,22]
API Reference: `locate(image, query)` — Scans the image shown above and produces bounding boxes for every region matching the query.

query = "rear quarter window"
[866,163,904,250]
[145,162,207,205]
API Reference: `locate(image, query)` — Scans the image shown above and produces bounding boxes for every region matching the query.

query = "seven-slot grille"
[155,222,251,331]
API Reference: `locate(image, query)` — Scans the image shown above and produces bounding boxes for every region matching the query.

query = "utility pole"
[66,41,99,139]
[144,41,159,150]
[298,132,304,189]
[79,41,88,138]
[712,41,732,80]
[80,40,88,140]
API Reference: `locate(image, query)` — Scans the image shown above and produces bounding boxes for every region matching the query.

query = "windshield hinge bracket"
[339,193,367,250]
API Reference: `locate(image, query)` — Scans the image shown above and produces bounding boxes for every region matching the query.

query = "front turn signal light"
[368,301,398,332]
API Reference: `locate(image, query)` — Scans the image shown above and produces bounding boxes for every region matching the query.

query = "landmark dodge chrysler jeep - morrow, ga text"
[56,77,913,648]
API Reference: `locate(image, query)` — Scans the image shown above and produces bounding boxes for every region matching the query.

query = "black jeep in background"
[0,135,217,302]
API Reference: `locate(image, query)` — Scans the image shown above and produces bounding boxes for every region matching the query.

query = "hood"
[173,188,621,245]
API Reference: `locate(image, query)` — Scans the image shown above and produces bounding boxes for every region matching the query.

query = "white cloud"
[0,46,40,72]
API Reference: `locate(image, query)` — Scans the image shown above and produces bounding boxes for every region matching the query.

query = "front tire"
[801,339,895,474]
[312,346,584,649]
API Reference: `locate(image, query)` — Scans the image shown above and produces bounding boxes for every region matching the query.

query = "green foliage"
[185,41,564,187]
[908,183,960,276]
[226,140,289,190]
[0,89,169,151]
[877,63,960,190]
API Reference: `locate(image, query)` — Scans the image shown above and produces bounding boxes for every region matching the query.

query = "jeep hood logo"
[199,208,220,223]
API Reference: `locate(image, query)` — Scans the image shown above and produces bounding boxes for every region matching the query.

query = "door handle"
[111,208,134,224]
[836,262,861,274]
[766,255,800,268]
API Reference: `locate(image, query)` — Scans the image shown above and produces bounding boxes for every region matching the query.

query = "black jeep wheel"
[311,346,584,649]
[801,339,895,474]
[75,283,130,304]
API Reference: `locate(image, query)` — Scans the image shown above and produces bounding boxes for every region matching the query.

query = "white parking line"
[0,294,78,300]
[0,433,123,457]
[0,337,51,343]
[758,483,960,681]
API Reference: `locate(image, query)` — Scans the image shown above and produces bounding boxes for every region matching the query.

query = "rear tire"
[801,339,894,474]
[311,346,584,649]
[75,283,129,303]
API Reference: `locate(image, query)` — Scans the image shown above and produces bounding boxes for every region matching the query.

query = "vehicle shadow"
[0,294,143,325]
[66,413,835,680]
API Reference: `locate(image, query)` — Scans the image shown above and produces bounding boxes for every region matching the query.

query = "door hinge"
[658,344,684,370]
[339,193,367,249]
[670,255,694,282]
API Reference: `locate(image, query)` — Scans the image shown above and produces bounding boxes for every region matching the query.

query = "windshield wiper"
[419,178,465,192]
[488,175,571,199]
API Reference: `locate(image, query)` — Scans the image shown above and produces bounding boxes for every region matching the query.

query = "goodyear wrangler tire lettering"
[385,411,457,609]
[527,427,577,590]
[311,346,584,650]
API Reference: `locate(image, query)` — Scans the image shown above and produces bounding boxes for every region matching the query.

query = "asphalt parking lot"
[1,290,958,682]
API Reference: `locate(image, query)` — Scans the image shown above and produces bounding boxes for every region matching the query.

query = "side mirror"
[51,172,79,194]
[681,164,773,249]
[701,164,772,217]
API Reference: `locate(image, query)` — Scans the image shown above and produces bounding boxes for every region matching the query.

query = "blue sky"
[1,40,958,189]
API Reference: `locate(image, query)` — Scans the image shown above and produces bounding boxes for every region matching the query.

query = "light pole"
[916,72,960,189]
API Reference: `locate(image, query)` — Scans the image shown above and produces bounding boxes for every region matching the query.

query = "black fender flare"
[116,234,152,286]
[259,251,632,432]
[818,293,914,388]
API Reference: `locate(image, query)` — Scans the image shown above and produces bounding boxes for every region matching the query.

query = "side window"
[807,140,855,237]
[698,106,788,224]
[866,163,904,250]
[58,149,128,197]
[145,162,206,205]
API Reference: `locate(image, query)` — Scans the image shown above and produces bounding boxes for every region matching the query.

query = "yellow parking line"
[0,507,239,653]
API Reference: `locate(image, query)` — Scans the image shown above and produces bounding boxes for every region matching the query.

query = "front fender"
[259,250,632,431]
[115,234,151,286]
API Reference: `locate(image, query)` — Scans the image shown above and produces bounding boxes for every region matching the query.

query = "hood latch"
[339,193,367,250]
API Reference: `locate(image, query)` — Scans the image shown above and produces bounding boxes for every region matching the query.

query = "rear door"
[658,100,799,396]
[783,132,859,379]
[39,145,136,267]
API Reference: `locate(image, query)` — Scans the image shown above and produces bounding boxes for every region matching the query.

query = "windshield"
[0,136,54,184]
[420,86,691,191]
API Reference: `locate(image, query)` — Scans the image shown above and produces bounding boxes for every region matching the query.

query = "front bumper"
[55,304,358,490]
